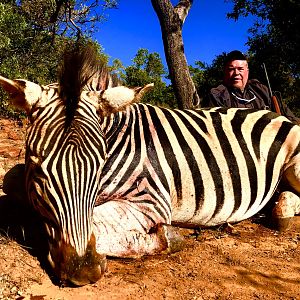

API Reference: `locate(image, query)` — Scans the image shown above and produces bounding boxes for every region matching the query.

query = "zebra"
[1,44,300,286]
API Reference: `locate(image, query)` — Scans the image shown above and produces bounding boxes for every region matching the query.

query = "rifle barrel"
[262,63,273,97]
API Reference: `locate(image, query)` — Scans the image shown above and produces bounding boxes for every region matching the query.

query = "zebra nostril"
[67,261,106,286]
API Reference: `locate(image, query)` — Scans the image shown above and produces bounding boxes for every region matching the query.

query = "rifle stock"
[262,63,283,115]
[272,95,282,115]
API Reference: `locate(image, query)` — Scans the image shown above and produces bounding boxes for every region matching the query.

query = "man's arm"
[201,85,229,108]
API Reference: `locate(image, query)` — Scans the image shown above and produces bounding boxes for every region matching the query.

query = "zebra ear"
[98,83,154,115]
[0,75,42,114]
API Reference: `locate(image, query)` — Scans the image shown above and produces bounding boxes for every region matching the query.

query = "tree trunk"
[151,0,200,109]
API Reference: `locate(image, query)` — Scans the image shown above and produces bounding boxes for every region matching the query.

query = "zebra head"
[0,44,152,286]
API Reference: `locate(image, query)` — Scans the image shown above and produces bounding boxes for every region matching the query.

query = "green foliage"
[191,55,226,100]
[19,0,118,39]
[0,1,63,117]
[0,0,117,118]
[123,49,177,108]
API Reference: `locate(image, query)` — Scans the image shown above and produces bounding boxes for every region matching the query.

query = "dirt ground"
[0,117,300,300]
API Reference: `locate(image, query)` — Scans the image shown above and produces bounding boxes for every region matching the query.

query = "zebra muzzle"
[49,234,107,286]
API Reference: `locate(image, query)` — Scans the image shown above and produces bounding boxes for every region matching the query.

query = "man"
[202,50,298,123]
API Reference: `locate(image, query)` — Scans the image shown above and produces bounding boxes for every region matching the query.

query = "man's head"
[223,50,249,91]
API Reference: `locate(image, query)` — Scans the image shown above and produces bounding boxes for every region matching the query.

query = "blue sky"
[95,1,255,68]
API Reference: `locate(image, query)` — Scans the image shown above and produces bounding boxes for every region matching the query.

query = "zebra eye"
[30,155,39,165]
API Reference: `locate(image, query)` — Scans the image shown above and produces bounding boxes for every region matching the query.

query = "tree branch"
[174,0,193,24]
[151,0,199,108]
[50,0,65,24]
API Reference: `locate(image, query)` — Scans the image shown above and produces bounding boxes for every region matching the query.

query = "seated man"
[202,50,298,123]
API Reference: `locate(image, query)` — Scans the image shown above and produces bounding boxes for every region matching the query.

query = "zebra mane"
[58,42,118,129]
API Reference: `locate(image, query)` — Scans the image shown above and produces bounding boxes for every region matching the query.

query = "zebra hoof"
[159,225,186,254]
[272,217,292,232]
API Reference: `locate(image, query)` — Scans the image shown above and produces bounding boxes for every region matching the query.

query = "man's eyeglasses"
[226,67,248,73]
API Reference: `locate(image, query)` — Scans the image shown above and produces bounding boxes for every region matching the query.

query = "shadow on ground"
[0,164,51,280]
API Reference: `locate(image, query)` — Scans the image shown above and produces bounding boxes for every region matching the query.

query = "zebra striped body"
[91,104,300,257]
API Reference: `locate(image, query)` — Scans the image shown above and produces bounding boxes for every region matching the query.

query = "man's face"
[223,60,249,91]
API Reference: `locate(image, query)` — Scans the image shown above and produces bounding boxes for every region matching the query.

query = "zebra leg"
[272,191,300,231]
[158,224,186,254]
[93,201,185,258]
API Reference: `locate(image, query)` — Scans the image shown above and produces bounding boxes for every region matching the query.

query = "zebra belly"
[170,173,277,227]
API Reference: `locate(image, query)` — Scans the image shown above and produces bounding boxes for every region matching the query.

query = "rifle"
[262,63,284,115]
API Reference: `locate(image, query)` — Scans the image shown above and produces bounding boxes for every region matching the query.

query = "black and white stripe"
[98,104,300,228]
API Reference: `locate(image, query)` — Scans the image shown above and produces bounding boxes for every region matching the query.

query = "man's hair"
[224,50,247,66]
